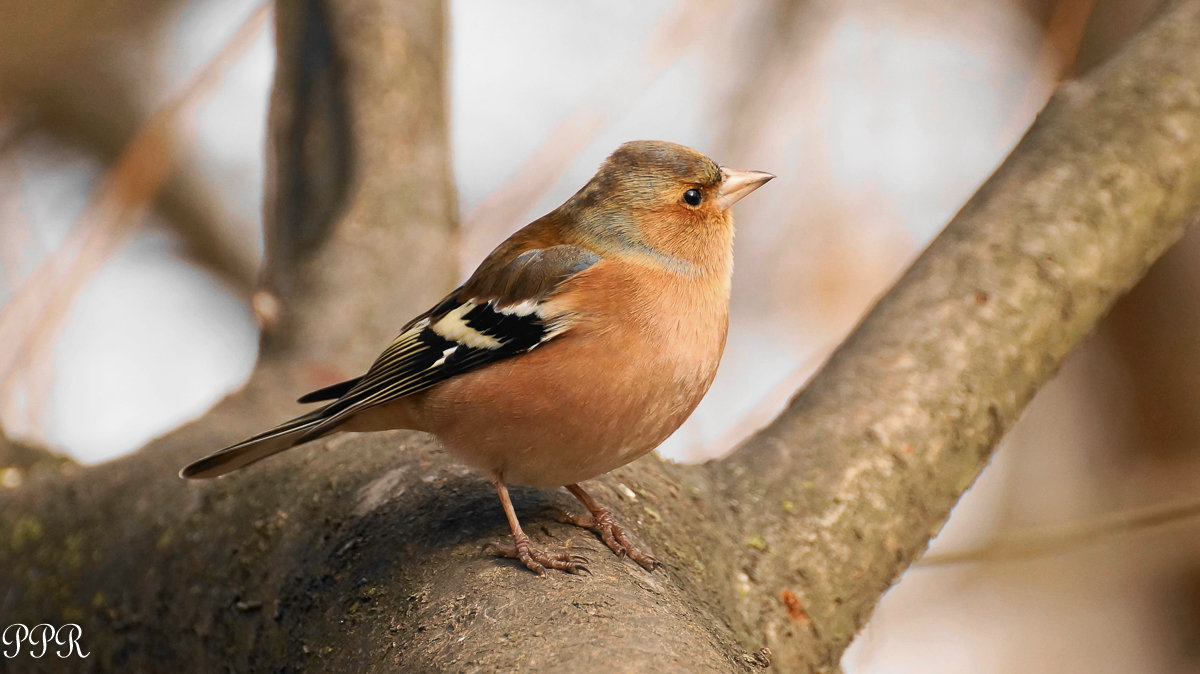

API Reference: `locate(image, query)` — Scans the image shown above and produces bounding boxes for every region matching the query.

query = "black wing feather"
[297,377,363,403]
[293,244,600,442]
[296,301,553,441]
[179,245,598,479]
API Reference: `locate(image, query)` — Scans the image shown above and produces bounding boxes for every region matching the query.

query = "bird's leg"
[485,479,588,576]
[558,483,661,571]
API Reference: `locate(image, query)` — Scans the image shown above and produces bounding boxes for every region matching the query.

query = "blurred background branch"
[919,495,1200,566]
[0,0,264,295]
[0,3,269,444]
[257,0,458,364]
[0,423,73,481]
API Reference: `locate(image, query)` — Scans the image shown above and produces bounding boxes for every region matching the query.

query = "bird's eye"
[682,189,703,206]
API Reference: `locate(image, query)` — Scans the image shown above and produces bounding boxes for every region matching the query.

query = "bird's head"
[563,140,773,272]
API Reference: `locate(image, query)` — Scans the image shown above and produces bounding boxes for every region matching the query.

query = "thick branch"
[259,0,458,367]
[0,426,72,475]
[2,1,1200,673]
[719,1,1200,667]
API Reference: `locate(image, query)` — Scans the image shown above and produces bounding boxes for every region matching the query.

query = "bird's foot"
[556,505,662,571]
[486,532,589,576]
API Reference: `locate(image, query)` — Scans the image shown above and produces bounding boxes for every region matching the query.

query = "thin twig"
[918,495,1200,567]
[0,1,271,431]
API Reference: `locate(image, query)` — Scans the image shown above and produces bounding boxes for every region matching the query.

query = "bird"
[181,140,773,575]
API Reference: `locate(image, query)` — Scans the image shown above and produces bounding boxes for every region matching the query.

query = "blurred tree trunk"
[3,1,1200,672]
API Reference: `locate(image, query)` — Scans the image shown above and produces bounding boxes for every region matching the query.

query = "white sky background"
[2,1,1177,672]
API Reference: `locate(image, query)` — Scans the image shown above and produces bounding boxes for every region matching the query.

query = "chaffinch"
[182,140,773,575]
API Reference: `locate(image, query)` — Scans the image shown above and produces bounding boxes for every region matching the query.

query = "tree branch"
[2,1,1199,672]
[719,0,1200,666]
[256,0,458,370]
[0,0,264,298]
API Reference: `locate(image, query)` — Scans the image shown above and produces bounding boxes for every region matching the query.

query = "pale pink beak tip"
[716,167,774,210]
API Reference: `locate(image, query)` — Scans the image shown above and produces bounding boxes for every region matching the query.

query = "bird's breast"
[415,260,731,487]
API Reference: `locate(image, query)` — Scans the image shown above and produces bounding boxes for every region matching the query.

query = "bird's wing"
[295,377,362,403]
[294,244,600,440]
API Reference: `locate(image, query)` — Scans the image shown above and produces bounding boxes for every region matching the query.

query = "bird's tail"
[179,408,329,479]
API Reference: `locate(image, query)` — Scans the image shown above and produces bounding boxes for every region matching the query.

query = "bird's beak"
[716,167,775,211]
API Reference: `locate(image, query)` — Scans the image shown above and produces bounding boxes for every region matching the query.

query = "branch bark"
[718,1,1200,664]
[3,1,1200,672]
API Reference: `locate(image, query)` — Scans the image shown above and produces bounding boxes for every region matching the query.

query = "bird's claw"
[486,534,589,576]
[555,504,661,572]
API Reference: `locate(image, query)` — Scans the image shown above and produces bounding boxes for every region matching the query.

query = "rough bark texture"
[719,1,1200,664]
[2,1,1200,672]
